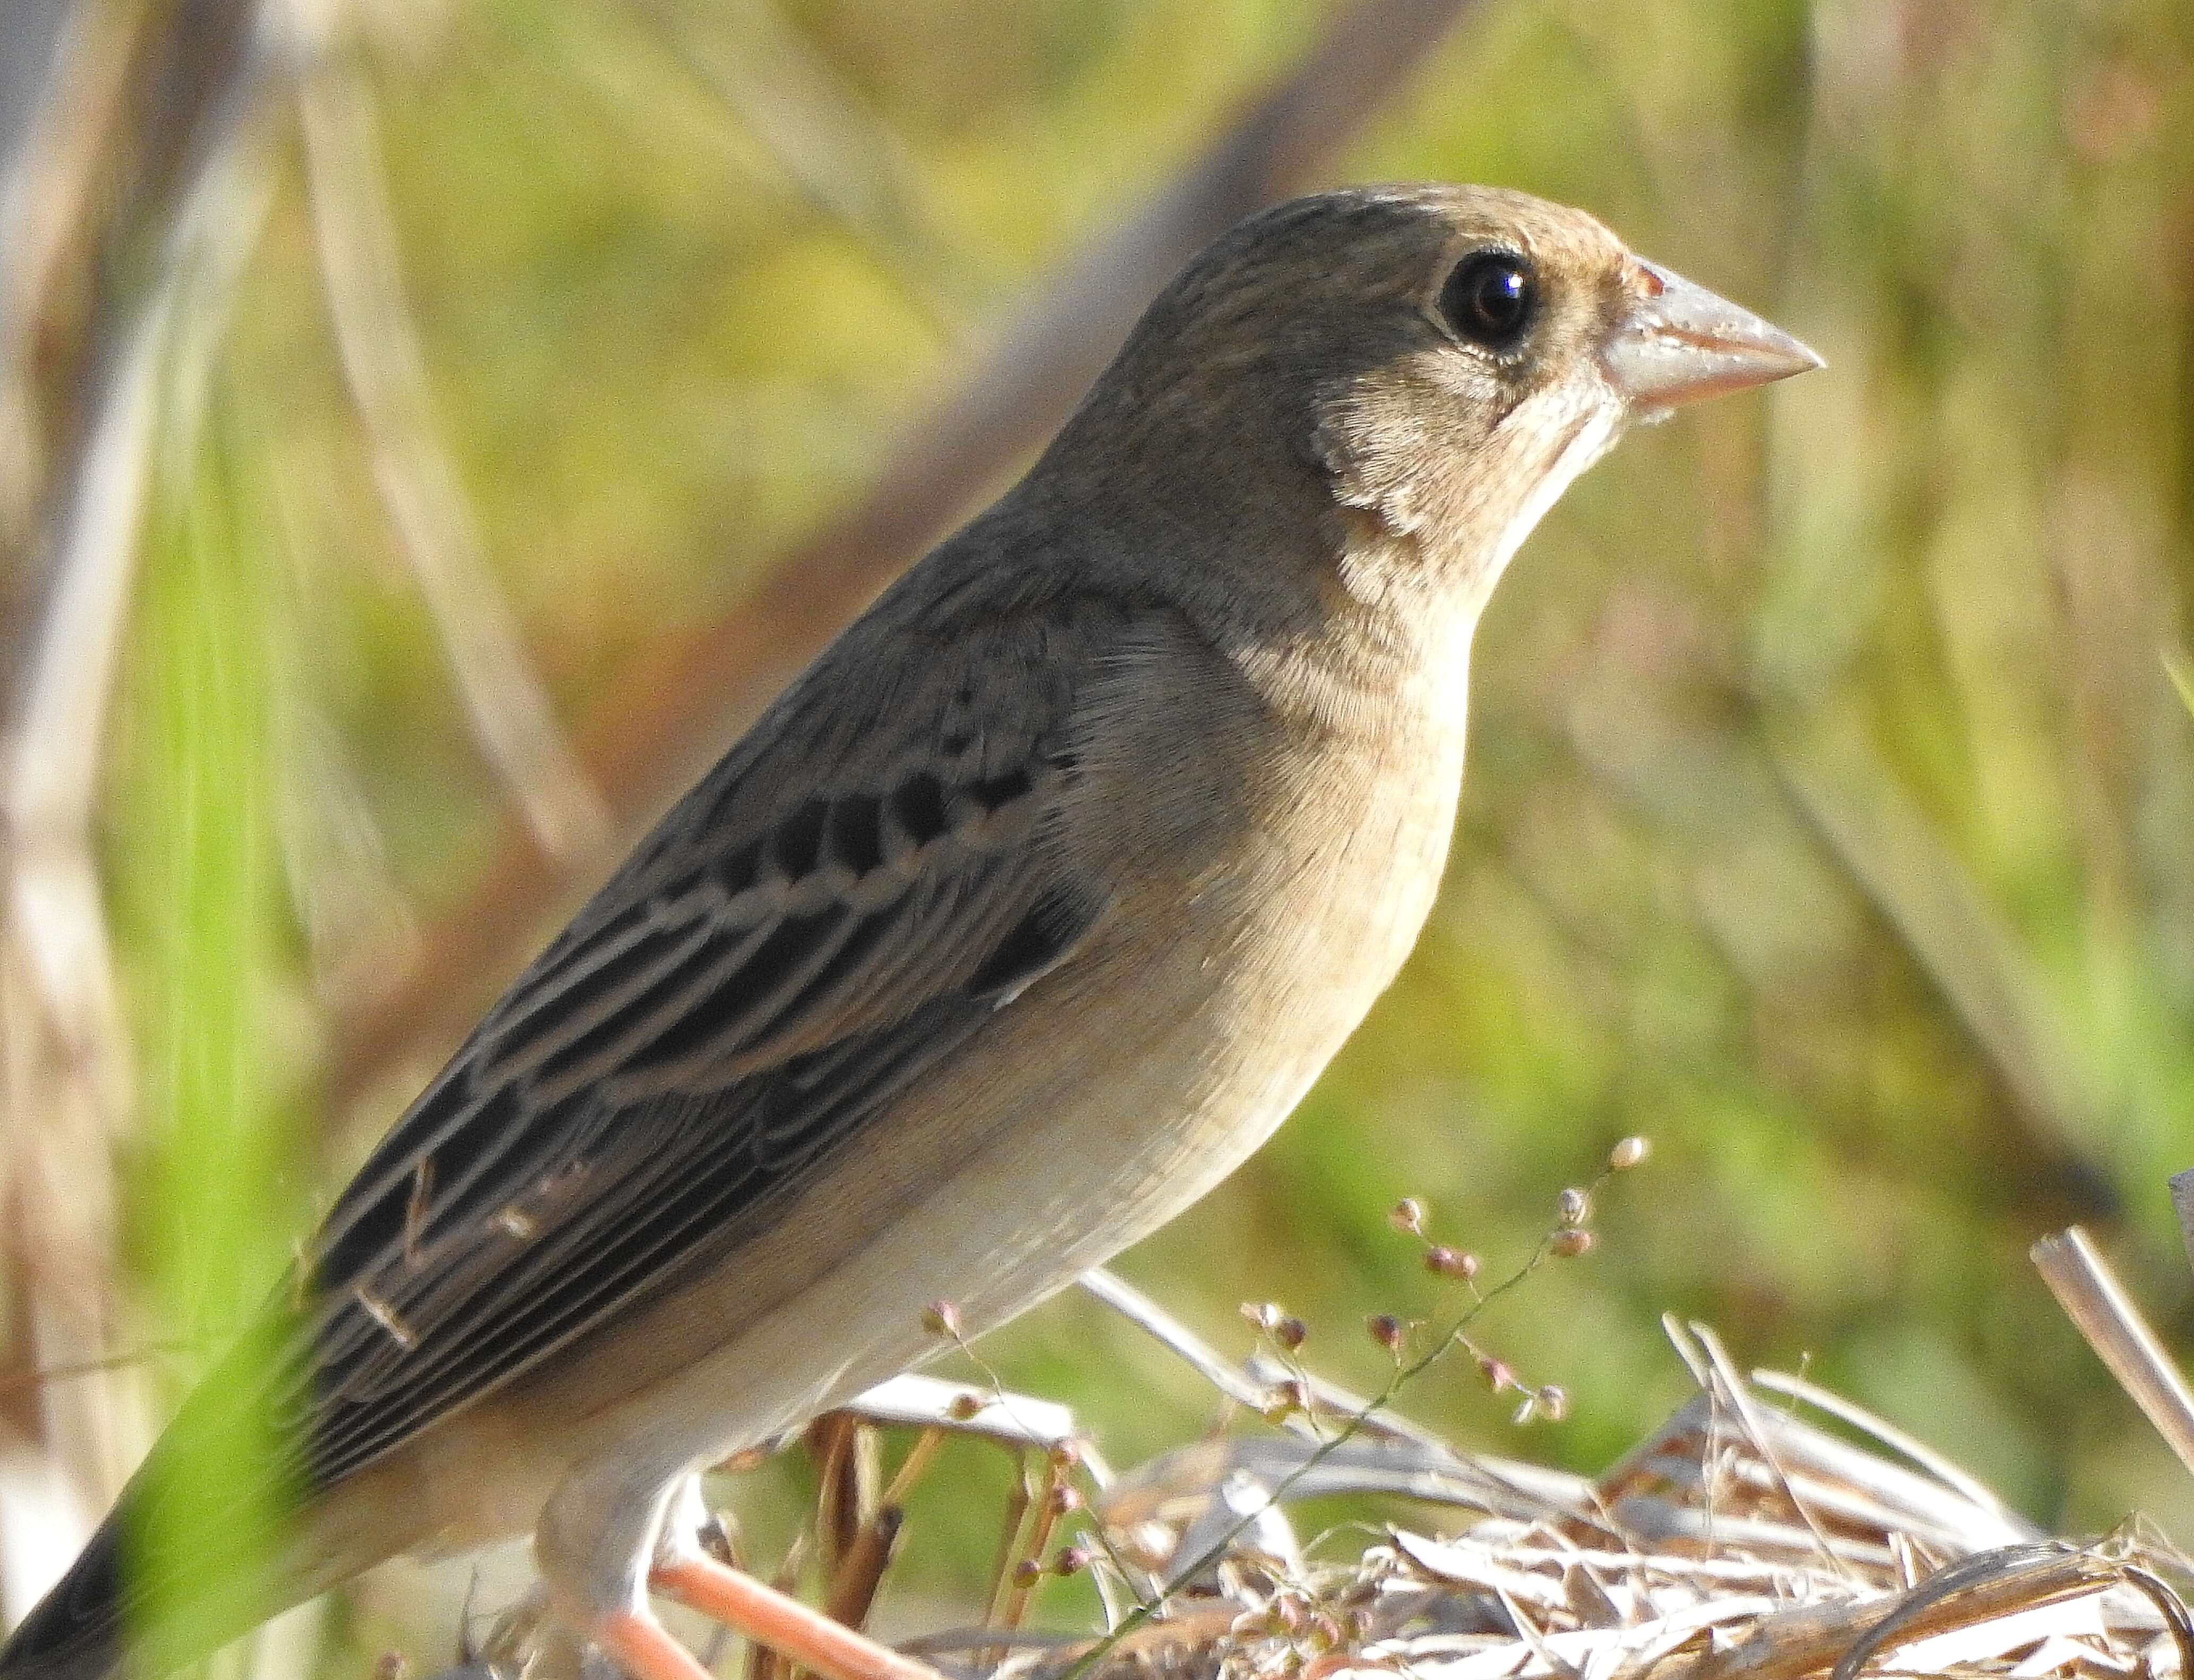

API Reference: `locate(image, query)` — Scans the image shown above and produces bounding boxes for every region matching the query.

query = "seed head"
[921,1300,962,1338]
[1241,1301,1282,1333]
[1548,1228,1594,1259]
[1609,1136,1650,1172]
[1537,1384,1569,1422]
[1011,1558,1042,1588]
[1477,1353,1514,1392]
[1557,1187,1591,1225]
[1424,1245,1478,1280]
[946,1392,983,1422]
[1273,1315,1308,1351]
[1047,1483,1082,1515]
[1366,1313,1405,1355]
[1388,1198,1427,1235]
[1053,1545,1091,1577]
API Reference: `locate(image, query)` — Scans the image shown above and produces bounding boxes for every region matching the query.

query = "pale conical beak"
[1602,258,1822,414]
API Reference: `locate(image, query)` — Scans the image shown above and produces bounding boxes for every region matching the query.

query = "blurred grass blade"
[0,1,276,1614]
[297,54,612,869]
[112,392,306,1677]
[1772,709,2106,1167]
[635,0,978,331]
[2163,650,2194,723]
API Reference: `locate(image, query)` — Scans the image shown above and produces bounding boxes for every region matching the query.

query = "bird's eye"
[1439,251,1537,351]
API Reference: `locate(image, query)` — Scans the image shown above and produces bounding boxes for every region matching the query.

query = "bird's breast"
[1043,633,1475,1231]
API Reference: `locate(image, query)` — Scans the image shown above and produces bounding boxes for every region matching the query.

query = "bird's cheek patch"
[1308,401,1439,538]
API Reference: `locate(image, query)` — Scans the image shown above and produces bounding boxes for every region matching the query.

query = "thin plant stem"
[1059,1179,1612,1680]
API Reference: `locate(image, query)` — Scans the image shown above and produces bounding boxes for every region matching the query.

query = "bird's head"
[1043,184,1819,631]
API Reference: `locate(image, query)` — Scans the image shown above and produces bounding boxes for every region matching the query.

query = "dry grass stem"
[1080,1269,1291,1422]
[967,1353,2184,1680]
[296,53,611,868]
[2031,1228,2194,1481]
[418,1291,2187,1680]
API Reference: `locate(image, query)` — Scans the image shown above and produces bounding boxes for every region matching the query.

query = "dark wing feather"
[271,600,1113,1493]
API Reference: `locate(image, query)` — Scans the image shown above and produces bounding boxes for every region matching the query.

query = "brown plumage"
[0,184,1816,1680]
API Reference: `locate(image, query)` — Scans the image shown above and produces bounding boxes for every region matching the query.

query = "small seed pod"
[1047,1483,1082,1515]
[946,1391,983,1422]
[1557,1187,1590,1226]
[1548,1227,1594,1258]
[1387,1198,1427,1235]
[1240,1301,1282,1333]
[1609,1135,1650,1172]
[1366,1313,1404,1355]
[921,1300,962,1338]
[1053,1545,1091,1577]
[1273,1315,1308,1351]
[1263,1376,1309,1422]
[1424,1245,1478,1280]
[1048,1439,1085,1473]
[1536,1384,1569,1422]
[1477,1353,1514,1392]
[1011,1558,1043,1588]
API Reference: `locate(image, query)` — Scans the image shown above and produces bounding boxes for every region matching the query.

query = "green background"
[17,0,2194,1667]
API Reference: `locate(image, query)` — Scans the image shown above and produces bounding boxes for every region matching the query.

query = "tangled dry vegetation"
[727,1311,2194,1680]
[449,1159,2194,1680]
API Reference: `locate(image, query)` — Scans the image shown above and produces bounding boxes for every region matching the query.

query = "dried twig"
[1679,1322,1856,1581]
[2032,1227,2194,1482]
[1685,1545,2115,1680]
[1077,1268,1281,1419]
[0,0,150,569]
[1747,1367,2017,1523]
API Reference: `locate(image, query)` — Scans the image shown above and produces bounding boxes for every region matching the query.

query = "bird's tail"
[0,1331,355,1680]
[0,1511,131,1680]
[0,1458,335,1680]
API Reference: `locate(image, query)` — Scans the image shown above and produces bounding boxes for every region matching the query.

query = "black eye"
[1439,250,1537,350]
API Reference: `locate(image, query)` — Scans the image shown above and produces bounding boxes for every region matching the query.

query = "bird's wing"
[279,592,1118,1491]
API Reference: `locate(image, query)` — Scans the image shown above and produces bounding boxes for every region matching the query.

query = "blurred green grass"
[42,0,2194,1661]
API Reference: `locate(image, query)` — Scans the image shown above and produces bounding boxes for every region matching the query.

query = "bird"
[0,184,1817,1680]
